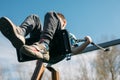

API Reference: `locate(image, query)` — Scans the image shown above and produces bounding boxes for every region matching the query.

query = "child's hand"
[84,36,92,44]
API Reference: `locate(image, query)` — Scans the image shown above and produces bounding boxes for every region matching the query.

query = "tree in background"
[95,46,120,80]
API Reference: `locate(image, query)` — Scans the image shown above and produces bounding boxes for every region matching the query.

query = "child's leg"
[0,14,42,49]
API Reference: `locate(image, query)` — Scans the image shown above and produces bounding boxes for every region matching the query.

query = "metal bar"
[47,66,60,80]
[82,39,120,53]
[31,60,46,80]
[91,42,109,51]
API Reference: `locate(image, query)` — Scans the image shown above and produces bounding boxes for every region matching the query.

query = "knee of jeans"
[29,14,42,28]
[29,14,40,21]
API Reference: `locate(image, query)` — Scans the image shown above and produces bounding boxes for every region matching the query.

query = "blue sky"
[0,0,120,44]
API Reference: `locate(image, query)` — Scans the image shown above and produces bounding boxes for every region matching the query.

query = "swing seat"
[17,29,71,64]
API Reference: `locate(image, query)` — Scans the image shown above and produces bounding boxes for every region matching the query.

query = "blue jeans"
[20,12,61,45]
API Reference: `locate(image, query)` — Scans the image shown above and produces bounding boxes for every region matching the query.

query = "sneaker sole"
[0,17,25,49]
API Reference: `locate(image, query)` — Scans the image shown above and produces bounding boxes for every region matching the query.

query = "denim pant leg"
[40,12,61,44]
[20,14,43,44]
[20,14,42,38]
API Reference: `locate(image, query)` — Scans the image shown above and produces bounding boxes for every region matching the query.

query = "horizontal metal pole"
[81,39,120,53]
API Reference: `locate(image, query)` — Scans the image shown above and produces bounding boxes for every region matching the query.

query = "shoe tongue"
[16,27,25,36]
[32,45,40,51]
[33,42,45,50]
